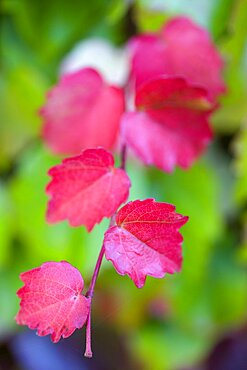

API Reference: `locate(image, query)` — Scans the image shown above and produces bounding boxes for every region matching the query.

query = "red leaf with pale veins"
[16,261,90,343]
[40,68,124,155]
[104,199,188,288]
[129,16,225,100]
[46,148,131,231]
[121,77,213,172]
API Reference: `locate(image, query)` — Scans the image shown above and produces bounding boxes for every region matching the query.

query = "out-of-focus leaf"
[4,0,121,64]
[234,124,247,264]
[0,266,23,336]
[127,159,151,201]
[213,0,247,133]
[132,324,209,370]
[106,0,129,24]
[136,0,247,134]
[134,5,169,33]
[148,160,223,281]
[237,214,247,264]
[136,0,215,32]
[209,0,234,39]
[9,146,84,268]
[208,232,247,326]
[0,186,13,267]
[0,65,48,165]
[234,122,247,203]
[41,69,125,156]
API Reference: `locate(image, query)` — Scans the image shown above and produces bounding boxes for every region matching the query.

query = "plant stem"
[86,246,106,300]
[84,216,116,358]
[84,143,126,357]
[84,245,105,358]
[84,298,92,358]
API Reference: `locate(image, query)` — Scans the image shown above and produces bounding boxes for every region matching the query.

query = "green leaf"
[148,159,223,281]
[136,0,216,32]
[9,145,84,268]
[132,324,210,370]
[234,123,247,203]
[213,0,247,133]
[0,267,22,335]
[0,185,13,267]
[5,0,122,64]
[209,0,234,40]
[208,231,247,326]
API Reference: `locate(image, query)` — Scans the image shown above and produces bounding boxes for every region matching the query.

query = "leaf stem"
[86,246,105,300]
[84,244,105,358]
[84,298,92,358]
[84,143,127,357]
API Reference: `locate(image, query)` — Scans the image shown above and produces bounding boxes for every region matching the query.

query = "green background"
[1,1,247,369]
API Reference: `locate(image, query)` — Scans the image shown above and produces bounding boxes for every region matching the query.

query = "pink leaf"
[46,148,131,231]
[104,199,188,288]
[16,261,90,343]
[40,68,125,155]
[135,76,213,112]
[121,77,213,172]
[129,16,225,100]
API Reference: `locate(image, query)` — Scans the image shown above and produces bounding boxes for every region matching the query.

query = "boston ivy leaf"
[129,16,225,100]
[104,199,188,288]
[16,261,90,343]
[46,148,131,231]
[121,77,213,173]
[40,68,124,155]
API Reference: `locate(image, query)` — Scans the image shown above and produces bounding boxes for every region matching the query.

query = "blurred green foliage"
[1,1,247,369]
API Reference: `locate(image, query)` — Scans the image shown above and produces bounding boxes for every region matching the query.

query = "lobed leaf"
[129,16,225,100]
[40,68,124,155]
[16,261,90,343]
[104,199,188,288]
[121,77,213,173]
[46,148,131,231]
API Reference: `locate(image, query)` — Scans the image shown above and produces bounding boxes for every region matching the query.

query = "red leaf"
[16,261,90,343]
[121,77,213,172]
[136,76,213,111]
[129,16,225,100]
[46,148,131,231]
[104,199,188,288]
[40,68,124,155]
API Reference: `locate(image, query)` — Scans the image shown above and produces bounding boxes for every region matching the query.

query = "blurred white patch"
[60,38,129,86]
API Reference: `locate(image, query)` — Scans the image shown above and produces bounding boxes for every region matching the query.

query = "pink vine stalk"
[84,144,127,357]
